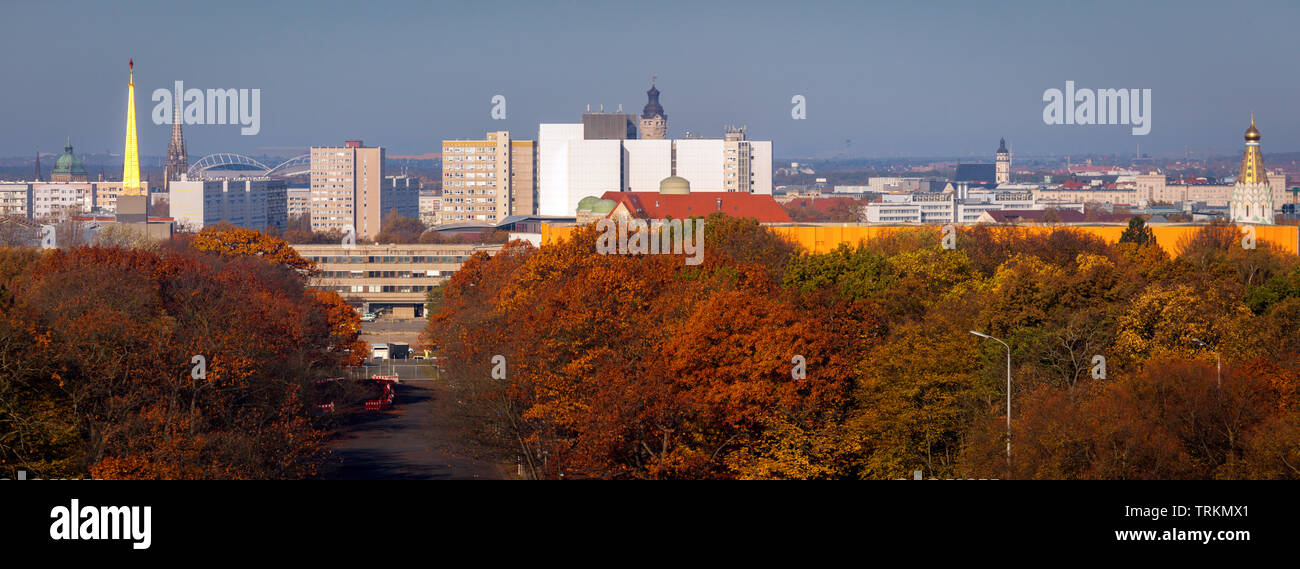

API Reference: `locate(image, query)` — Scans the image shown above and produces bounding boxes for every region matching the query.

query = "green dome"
[659,176,690,194]
[577,196,601,211]
[590,199,617,214]
[52,139,86,176]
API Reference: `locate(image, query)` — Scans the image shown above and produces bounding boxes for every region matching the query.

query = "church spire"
[122,58,142,196]
[164,92,188,186]
[1230,113,1273,224]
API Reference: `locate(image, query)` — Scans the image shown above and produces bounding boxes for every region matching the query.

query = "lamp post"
[1190,337,1221,388]
[970,330,1012,465]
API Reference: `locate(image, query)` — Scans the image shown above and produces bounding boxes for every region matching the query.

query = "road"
[322,359,512,480]
[358,317,427,355]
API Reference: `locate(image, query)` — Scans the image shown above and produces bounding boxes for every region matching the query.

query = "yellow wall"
[542,223,1300,256]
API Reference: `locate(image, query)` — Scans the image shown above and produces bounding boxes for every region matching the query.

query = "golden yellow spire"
[1239,113,1266,184]
[122,58,141,196]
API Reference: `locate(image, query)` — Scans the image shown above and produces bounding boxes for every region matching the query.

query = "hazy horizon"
[3,0,1297,159]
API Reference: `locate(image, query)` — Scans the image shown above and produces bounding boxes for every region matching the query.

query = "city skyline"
[2,0,1298,159]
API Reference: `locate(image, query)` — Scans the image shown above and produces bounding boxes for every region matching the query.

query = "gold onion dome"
[1245,121,1261,142]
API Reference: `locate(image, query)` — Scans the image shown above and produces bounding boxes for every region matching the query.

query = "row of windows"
[308,255,471,264]
[319,272,450,280]
[315,285,439,294]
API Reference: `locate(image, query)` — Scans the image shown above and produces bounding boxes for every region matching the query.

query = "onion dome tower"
[639,77,667,140]
[1230,113,1274,224]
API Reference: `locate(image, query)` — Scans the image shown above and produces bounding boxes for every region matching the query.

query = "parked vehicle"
[371,343,389,360]
[360,313,377,322]
[389,342,410,360]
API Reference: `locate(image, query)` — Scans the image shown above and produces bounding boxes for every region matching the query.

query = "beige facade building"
[1138,170,1285,208]
[310,140,386,238]
[292,242,502,317]
[91,181,150,214]
[1032,187,1144,206]
[287,187,310,219]
[0,184,30,217]
[419,190,441,226]
[441,131,536,224]
[723,127,753,193]
[0,181,150,220]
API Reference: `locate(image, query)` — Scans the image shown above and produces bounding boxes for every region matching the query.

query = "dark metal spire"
[164,95,188,185]
[642,77,665,119]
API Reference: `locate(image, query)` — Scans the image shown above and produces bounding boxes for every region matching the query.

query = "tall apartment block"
[723,126,755,193]
[441,131,536,223]
[310,140,386,238]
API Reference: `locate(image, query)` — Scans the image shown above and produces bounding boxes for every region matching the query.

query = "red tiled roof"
[600,191,793,223]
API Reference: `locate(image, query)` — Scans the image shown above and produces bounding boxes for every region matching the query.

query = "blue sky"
[3,0,1296,159]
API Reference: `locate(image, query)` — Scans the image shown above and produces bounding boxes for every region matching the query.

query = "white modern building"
[537,123,773,216]
[169,178,288,231]
[865,186,1074,224]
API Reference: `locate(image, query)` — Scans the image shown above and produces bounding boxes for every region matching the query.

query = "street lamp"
[1190,337,1221,388]
[971,330,1012,464]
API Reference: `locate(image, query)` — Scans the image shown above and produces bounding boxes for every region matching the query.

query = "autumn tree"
[189,222,317,272]
[374,209,427,244]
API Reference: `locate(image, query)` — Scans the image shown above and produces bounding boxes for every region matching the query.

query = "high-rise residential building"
[169,178,288,231]
[286,187,311,219]
[1230,114,1274,224]
[722,126,770,194]
[310,140,386,238]
[163,96,188,189]
[441,131,536,223]
[639,79,667,140]
[995,138,1011,185]
[537,124,772,216]
[418,190,441,226]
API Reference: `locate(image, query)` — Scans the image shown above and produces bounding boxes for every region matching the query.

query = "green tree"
[1118,216,1156,246]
